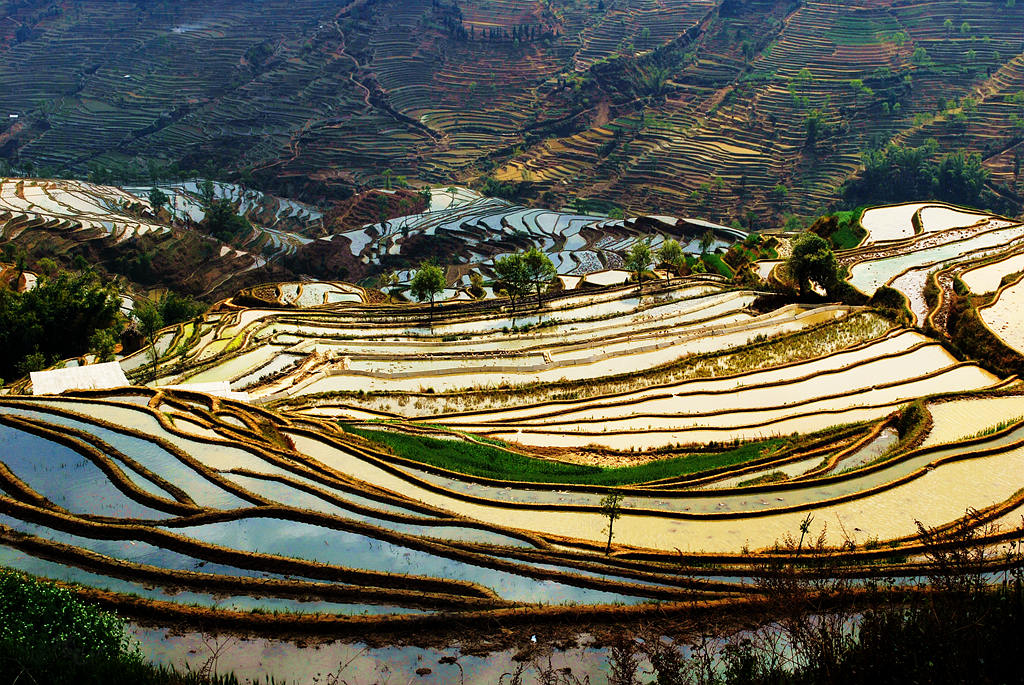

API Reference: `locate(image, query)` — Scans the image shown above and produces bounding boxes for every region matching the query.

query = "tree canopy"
[657,238,685,282]
[787,233,841,298]
[623,239,653,290]
[0,270,122,380]
[201,200,251,244]
[410,262,446,320]
[147,187,168,212]
[843,143,991,209]
[522,247,557,306]
[493,252,532,313]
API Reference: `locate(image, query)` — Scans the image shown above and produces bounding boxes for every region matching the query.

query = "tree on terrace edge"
[410,262,446,325]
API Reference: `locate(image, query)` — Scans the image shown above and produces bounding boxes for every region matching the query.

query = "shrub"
[0,570,248,684]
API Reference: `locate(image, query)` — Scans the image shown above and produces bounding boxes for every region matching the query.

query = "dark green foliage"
[410,261,446,321]
[0,571,263,684]
[624,239,653,288]
[894,399,927,438]
[477,176,528,201]
[811,209,867,250]
[493,252,532,313]
[157,291,206,326]
[0,270,121,379]
[657,238,685,280]
[201,200,251,244]
[522,246,557,306]
[844,143,991,209]
[787,233,840,298]
[148,187,169,211]
[702,252,735,278]
[343,425,781,485]
[869,285,912,324]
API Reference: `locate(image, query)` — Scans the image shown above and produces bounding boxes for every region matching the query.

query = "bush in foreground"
[0,570,241,684]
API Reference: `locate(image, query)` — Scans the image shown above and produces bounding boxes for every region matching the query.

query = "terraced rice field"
[2,379,1023,626]
[122,181,320,259]
[979,278,1024,355]
[960,251,1024,294]
[0,178,169,244]
[839,203,1024,326]
[2,198,1024,633]
[347,187,744,290]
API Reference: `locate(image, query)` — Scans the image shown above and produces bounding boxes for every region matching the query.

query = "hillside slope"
[1,0,1023,222]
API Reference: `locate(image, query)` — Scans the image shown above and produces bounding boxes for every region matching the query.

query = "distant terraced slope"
[0,178,308,296]
[2,0,1024,219]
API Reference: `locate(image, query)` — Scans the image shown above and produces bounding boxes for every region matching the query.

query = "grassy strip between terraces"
[343,424,785,486]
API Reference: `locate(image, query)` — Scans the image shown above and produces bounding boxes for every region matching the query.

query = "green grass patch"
[0,569,254,684]
[737,470,789,487]
[829,207,868,249]
[342,425,784,486]
[702,253,735,278]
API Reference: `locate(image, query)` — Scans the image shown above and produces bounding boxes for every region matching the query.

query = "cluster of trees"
[493,247,558,313]
[623,232,723,288]
[0,269,122,381]
[130,292,205,381]
[843,142,991,209]
[175,180,253,244]
[404,230,729,325]
[406,247,560,325]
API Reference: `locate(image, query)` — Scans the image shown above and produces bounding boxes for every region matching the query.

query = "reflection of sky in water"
[134,625,618,685]
[171,517,651,605]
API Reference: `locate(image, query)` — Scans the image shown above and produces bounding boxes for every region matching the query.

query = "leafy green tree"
[844,143,988,208]
[133,298,163,382]
[147,187,169,214]
[494,253,532,320]
[936,151,989,205]
[157,292,205,325]
[198,179,216,206]
[382,168,393,190]
[36,257,57,277]
[787,233,841,298]
[657,238,685,283]
[600,492,624,554]
[89,328,118,362]
[410,262,446,323]
[202,199,251,243]
[522,247,557,307]
[699,229,716,255]
[849,79,873,108]
[624,239,653,292]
